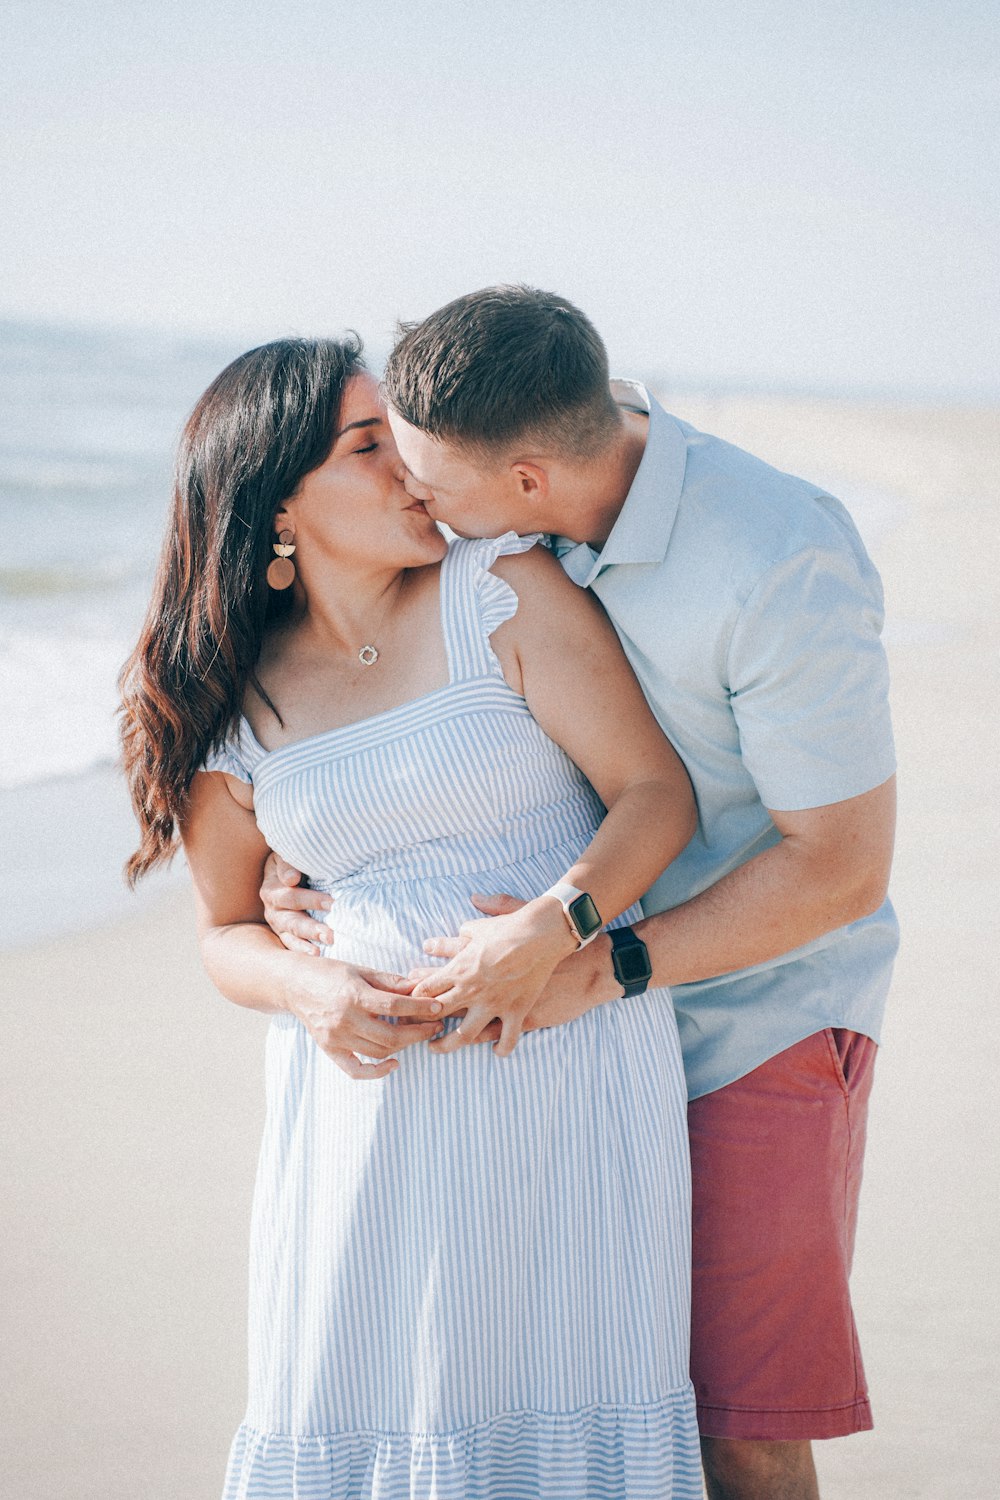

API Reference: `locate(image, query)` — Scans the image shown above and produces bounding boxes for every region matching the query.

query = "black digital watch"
[609,925,653,997]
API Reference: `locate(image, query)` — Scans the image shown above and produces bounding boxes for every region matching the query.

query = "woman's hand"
[410,898,579,1057]
[290,959,443,1079]
[184,774,441,1076]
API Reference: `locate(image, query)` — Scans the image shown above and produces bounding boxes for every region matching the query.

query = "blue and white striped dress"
[205,533,701,1500]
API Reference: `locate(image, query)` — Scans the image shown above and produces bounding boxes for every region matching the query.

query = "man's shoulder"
[666,415,870,588]
[672,413,826,519]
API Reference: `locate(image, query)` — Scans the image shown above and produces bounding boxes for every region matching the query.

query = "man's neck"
[555,407,649,549]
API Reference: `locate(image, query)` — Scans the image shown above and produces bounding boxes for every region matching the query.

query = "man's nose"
[402,469,432,501]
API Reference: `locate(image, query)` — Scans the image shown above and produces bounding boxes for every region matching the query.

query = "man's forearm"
[636,835,889,992]
[525,822,890,1025]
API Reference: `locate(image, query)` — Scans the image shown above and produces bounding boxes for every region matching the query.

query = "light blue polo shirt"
[555,381,898,1100]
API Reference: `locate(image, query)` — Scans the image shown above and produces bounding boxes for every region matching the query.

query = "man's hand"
[260,851,335,954]
[412,894,622,1049]
[409,894,579,1057]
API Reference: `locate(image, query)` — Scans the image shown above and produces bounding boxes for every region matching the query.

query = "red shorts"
[688,1027,877,1441]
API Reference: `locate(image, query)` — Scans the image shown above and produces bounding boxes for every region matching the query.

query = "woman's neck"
[287,561,410,659]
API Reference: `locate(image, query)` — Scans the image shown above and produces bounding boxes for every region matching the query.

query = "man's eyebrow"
[334,417,382,439]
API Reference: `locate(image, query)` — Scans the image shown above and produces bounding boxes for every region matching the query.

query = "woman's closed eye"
[353,442,378,456]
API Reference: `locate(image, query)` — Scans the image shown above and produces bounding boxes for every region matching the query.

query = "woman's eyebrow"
[335,417,382,438]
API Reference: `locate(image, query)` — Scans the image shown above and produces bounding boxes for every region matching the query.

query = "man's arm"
[263,777,894,1031]
[635,773,895,990]
[428,775,895,1030]
[265,532,896,1012]
[627,528,897,993]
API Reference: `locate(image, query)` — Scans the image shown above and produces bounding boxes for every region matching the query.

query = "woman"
[120,336,703,1499]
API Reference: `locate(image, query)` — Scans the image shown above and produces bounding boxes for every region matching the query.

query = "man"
[263,286,897,1500]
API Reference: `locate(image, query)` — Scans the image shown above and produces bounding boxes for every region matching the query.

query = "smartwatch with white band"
[544,881,604,948]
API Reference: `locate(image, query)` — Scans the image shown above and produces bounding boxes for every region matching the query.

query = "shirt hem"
[696,1395,873,1441]
[685,1021,880,1102]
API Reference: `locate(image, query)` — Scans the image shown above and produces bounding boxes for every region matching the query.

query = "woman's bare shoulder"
[490,542,606,623]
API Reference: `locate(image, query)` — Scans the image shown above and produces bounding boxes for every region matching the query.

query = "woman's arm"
[182,770,440,1078]
[407,545,697,1056]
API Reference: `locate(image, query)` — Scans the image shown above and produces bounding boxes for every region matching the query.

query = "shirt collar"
[553,379,688,589]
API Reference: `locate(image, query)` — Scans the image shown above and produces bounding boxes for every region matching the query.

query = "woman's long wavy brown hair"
[119,335,365,884]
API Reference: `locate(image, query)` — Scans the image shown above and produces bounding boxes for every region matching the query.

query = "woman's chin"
[413,526,450,563]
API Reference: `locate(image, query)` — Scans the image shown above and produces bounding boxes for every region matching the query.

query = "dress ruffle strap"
[470,531,543,637]
[465,531,543,675]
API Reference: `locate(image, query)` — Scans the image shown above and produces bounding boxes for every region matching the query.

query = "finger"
[261,854,324,901]
[357,990,443,1018]
[267,885,333,915]
[429,1006,494,1054]
[351,1029,438,1060]
[386,1021,442,1051]
[411,970,459,1000]
[297,918,335,946]
[275,912,334,946]
[420,936,463,961]
[353,1013,439,1051]
[353,1023,440,1057]
[362,970,418,994]
[328,1049,398,1080]
[493,1013,524,1058]
[406,965,439,984]
[470,891,525,916]
[278,932,320,956]
[273,853,307,887]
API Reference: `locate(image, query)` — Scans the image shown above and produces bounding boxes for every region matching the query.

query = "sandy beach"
[3,394,997,1499]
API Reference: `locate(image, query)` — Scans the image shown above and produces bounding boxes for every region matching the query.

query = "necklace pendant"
[358,644,379,666]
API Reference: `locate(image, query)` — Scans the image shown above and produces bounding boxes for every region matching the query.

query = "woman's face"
[276,373,448,573]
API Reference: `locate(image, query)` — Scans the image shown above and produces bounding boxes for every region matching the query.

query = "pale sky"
[2,0,997,396]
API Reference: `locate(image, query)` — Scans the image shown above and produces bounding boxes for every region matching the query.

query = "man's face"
[386,407,536,540]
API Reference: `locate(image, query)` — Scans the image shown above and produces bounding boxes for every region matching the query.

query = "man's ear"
[511,462,549,503]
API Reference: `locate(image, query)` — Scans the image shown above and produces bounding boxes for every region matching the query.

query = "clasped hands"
[261,854,612,1072]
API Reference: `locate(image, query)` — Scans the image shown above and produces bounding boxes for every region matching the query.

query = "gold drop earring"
[267,531,296,590]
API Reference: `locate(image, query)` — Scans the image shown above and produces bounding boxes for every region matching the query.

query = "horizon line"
[2,311,997,410]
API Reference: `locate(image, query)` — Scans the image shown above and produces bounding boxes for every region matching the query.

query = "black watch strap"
[609,925,653,997]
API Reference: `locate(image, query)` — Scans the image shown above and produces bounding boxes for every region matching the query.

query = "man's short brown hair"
[383,286,621,463]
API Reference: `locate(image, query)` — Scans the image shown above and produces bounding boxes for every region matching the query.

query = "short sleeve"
[201,746,252,783]
[199,725,255,784]
[727,543,895,810]
[469,530,544,640]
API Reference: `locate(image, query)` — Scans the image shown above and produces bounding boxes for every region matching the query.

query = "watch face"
[568,891,602,940]
[615,942,653,985]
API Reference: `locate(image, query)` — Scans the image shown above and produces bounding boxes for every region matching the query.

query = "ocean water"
[0,320,914,949]
[0,320,238,790]
[1,320,914,796]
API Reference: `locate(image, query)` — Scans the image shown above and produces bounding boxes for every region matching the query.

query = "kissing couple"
[121,285,896,1500]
